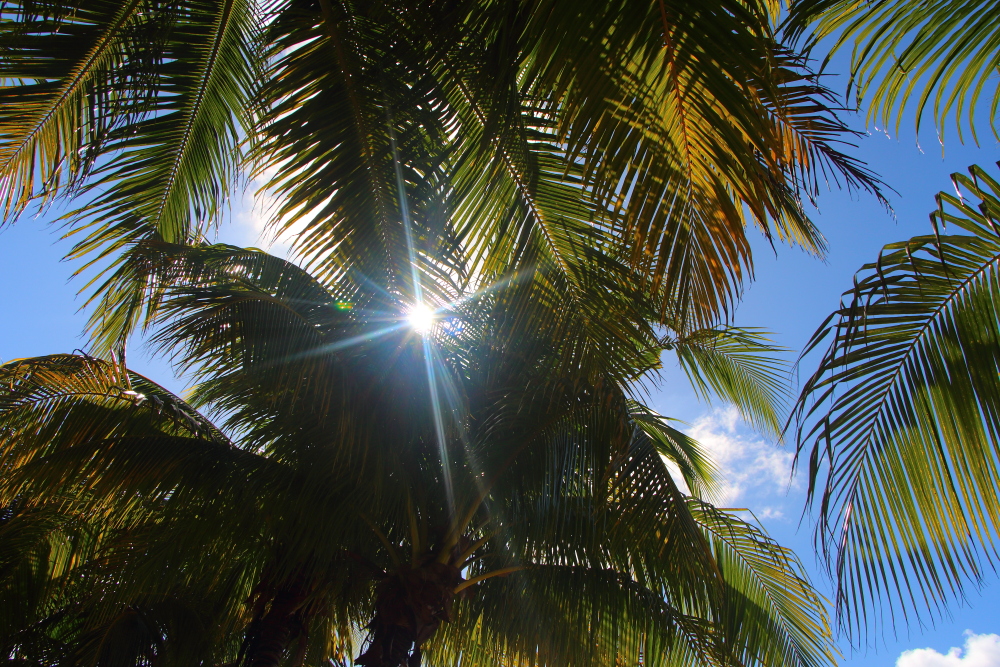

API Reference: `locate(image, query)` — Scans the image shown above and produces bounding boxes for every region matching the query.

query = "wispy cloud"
[897,631,1000,667]
[686,406,797,513]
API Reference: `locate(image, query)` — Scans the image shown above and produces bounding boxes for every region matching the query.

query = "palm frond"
[523,0,884,324]
[785,0,1000,141]
[690,502,835,667]
[432,409,724,667]
[254,0,884,331]
[436,565,721,667]
[0,0,150,219]
[0,353,270,514]
[793,162,1000,637]
[629,400,721,499]
[672,327,790,438]
[0,0,265,353]
[0,351,384,665]
[257,1,454,297]
[433,415,833,667]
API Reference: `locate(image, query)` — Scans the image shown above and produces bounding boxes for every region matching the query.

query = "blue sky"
[2,90,999,666]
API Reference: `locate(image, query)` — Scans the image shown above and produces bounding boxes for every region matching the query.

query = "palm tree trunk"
[356,563,462,667]
[248,589,306,667]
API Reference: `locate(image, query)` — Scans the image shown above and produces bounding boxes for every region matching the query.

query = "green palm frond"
[671,327,790,438]
[437,565,721,667]
[0,352,382,665]
[690,502,834,667]
[512,0,881,323]
[0,499,101,664]
[257,0,454,297]
[0,0,264,353]
[0,497,262,666]
[0,0,149,218]
[793,163,1000,636]
[0,353,264,514]
[0,352,229,449]
[785,0,1000,141]
[539,10,881,325]
[431,423,833,667]
[629,400,721,499]
[458,390,824,667]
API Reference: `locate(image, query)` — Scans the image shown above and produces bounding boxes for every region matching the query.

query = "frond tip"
[672,327,790,439]
[629,400,721,500]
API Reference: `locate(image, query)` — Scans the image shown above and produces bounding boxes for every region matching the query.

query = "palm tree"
[786,0,1000,639]
[2,242,832,667]
[0,2,880,664]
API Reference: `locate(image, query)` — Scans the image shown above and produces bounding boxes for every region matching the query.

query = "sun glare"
[407,303,436,334]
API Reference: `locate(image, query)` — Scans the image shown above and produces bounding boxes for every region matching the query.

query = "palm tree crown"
[2,243,833,666]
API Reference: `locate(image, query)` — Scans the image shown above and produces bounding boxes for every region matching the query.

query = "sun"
[406,303,436,334]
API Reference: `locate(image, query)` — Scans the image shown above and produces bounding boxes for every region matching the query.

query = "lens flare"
[407,303,436,334]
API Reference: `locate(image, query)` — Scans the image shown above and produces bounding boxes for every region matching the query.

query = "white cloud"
[686,406,796,508]
[897,632,1000,667]
[757,507,785,520]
